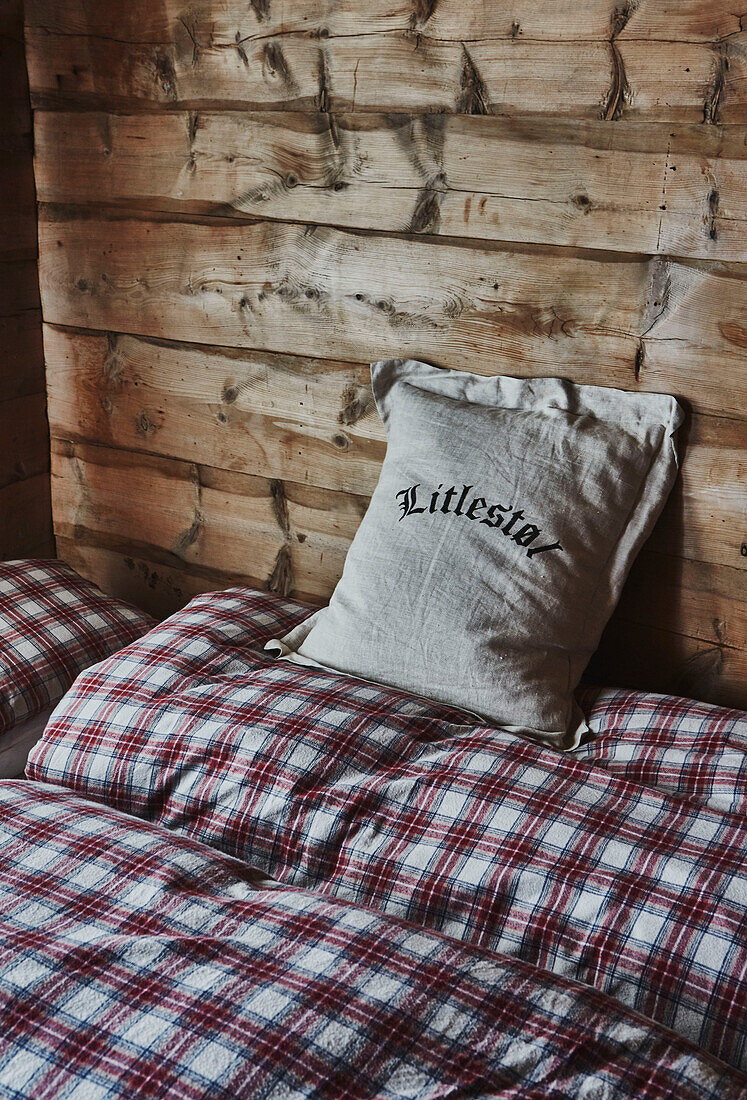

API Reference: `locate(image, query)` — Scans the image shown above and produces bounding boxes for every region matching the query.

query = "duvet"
[2,780,745,1099]
[10,586,747,1095]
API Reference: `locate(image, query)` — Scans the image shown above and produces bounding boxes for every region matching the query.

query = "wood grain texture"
[28,0,746,707]
[53,534,747,708]
[54,537,251,621]
[42,325,745,574]
[33,111,747,260]
[588,617,747,709]
[24,0,746,41]
[50,434,745,654]
[618,551,745,652]
[44,326,384,495]
[51,438,368,603]
[24,0,747,121]
[0,0,53,558]
[37,214,747,408]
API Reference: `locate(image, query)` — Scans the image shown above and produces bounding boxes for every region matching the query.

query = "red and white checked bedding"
[575,685,747,816]
[0,559,154,739]
[1,780,745,1100]
[27,588,747,1072]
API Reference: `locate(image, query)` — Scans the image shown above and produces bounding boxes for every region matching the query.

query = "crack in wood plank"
[267,541,294,596]
[707,188,720,240]
[270,477,291,537]
[703,43,728,124]
[178,17,200,66]
[456,45,489,115]
[655,139,672,252]
[641,257,672,337]
[602,1,638,120]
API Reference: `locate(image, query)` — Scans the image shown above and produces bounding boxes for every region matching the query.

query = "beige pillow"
[267,360,683,748]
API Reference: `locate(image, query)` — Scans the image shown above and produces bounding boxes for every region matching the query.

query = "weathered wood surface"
[51,436,746,705]
[53,535,746,708]
[0,0,53,559]
[54,537,249,621]
[24,0,746,41]
[44,327,383,495]
[50,435,745,650]
[25,0,746,122]
[51,439,367,603]
[33,112,747,260]
[43,326,744,573]
[588,617,746,710]
[38,215,747,412]
[27,0,746,707]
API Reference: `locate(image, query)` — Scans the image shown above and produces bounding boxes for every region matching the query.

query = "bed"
[1,581,745,1097]
[4,0,745,1091]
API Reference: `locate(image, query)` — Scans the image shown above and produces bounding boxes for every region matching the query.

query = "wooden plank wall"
[26,0,746,707]
[0,0,52,558]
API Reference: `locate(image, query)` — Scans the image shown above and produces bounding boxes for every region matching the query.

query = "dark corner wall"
[0,0,52,559]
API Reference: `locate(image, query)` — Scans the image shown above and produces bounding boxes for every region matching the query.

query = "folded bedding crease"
[11,584,744,1091]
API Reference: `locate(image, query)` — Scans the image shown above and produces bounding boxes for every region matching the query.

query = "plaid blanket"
[27,588,747,1071]
[575,685,747,816]
[1,780,745,1100]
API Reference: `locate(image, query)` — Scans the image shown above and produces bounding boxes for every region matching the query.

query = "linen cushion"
[268,360,683,747]
[0,558,155,737]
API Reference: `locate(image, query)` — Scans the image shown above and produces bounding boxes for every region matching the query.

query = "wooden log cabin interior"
[4,0,742,708]
[2,3,747,1094]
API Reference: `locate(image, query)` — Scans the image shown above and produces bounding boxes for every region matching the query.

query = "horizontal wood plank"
[50,432,745,650]
[41,324,744,441]
[54,537,250,620]
[51,439,369,603]
[24,0,745,42]
[32,111,747,261]
[588,617,746,709]
[37,214,747,411]
[648,414,746,571]
[618,551,745,652]
[61,539,730,699]
[56,537,747,708]
[44,325,746,573]
[24,8,746,122]
[44,326,384,494]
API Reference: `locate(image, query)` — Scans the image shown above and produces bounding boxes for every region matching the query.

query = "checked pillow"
[0,558,155,738]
